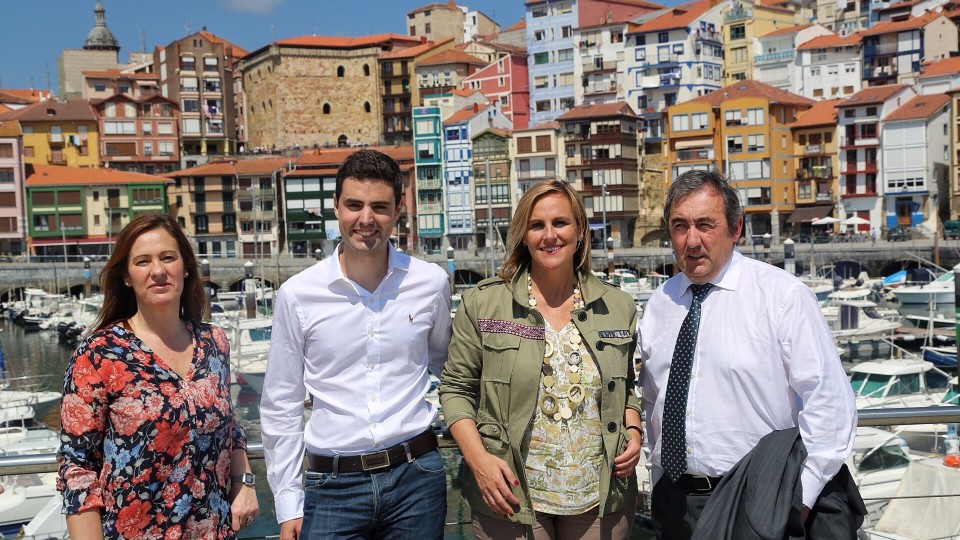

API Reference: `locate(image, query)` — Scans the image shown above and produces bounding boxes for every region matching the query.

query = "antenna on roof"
[44,63,51,92]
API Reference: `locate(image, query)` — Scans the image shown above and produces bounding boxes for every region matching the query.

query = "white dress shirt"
[639,250,856,508]
[261,243,452,523]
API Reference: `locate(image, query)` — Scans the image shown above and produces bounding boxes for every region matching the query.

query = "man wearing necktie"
[638,170,857,539]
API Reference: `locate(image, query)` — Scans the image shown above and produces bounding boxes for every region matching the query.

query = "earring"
[184,272,189,277]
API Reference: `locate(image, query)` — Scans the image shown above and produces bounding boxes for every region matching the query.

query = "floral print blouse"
[58,321,245,540]
[524,321,604,515]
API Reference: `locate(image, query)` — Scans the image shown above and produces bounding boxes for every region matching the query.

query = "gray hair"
[663,169,742,233]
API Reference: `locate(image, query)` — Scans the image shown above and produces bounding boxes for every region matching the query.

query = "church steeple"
[83,1,120,51]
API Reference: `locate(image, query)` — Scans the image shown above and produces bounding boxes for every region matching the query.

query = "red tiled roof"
[198,30,249,58]
[688,79,815,107]
[452,88,482,98]
[0,104,11,113]
[418,49,488,66]
[792,98,844,128]
[878,0,923,12]
[503,19,526,32]
[0,99,95,122]
[763,23,814,37]
[515,121,561,133]
[838,84,910,107]
[797,32,862,50]
[444,103,491,124]
[557,102,637,120]
[920,55,960,76]
[861,12,940,36]
[293,146,415,168]
[275,34,421,50]
[380,38,455,59]
[167,157,289,178]
[26,164,170,187]
[0,89,52,103]
[407,1,461,16]
[627,0,717,34]
[884,93,951,121]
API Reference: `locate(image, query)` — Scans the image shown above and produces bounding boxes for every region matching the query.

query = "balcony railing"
[584,82,617,95]
[583,60,617,73]
[418,203,443,214]
[754,50,795,63]
[417,177,442,190]
[676,148,715,161]
[725,6,753,21]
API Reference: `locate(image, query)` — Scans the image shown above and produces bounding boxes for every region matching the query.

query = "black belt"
[672,474,723,493]
[306,430,438,473]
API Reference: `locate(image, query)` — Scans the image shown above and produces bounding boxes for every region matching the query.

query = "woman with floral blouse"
[57,213,257,539]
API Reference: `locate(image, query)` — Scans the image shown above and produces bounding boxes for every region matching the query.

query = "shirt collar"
[676,249,743,295]
[325,241,409,286]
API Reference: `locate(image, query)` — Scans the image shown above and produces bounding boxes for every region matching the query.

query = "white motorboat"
[891,271,955,305]
[848,427,920,529]
[894,377,960,454]
[0,472,58,534]
[824,299,901,344]
[0,384,62,427]
[861,457,960,539]
[849,357,949,410]
[228,317,273,394]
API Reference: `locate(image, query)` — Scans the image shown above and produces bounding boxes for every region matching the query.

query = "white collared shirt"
[261,243,452,523]
[639,250,856,508]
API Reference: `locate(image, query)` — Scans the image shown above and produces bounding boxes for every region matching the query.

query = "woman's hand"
[470,451,521,517]
[229,484,259,531]
[613,431,642,478]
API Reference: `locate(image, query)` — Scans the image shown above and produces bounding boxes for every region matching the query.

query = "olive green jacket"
[438,267,640,525]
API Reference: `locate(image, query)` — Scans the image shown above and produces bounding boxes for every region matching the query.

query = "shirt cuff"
[800,468,827,509]
[274,489,305,524]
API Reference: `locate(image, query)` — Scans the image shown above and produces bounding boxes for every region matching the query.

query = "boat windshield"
[858,443,911,473]
[850,372,921,397]
[943,385,959,405]
[248,327,272,342]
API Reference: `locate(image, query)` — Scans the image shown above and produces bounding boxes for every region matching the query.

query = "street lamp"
[783,238,795,275]
[762,232,772,263]
[606,236,614,275]
[315,248,323,261]
[446,246,455,292]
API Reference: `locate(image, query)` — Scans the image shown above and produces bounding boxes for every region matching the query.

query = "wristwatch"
[231,472,256,487]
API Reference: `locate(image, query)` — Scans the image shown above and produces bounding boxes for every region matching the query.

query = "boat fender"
[944,454,960,468]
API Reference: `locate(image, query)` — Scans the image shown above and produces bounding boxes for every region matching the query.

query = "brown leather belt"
[306,430,438,473]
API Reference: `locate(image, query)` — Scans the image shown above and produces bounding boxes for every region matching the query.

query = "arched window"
[364,102,371,113]
[363,64,370,76]
[337,66,345,77]
[323,103,331,114]
[338,135,349,147]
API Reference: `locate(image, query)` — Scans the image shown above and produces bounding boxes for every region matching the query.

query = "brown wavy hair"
[93,213,204,331]
[499,179,591,280]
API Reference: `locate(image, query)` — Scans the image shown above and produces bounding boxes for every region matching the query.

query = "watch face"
[242,472,255,485]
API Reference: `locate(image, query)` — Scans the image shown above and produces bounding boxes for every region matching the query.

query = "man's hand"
[280,518,303,540]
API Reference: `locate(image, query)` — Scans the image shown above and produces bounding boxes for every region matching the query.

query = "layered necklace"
[528,275,589,421]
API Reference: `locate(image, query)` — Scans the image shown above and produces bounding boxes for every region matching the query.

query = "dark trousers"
[650,477,713,540]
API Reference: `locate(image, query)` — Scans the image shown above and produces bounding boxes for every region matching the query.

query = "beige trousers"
[472,502,636,540]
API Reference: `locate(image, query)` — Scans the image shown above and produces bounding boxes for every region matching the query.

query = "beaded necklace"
[528,275,589,421]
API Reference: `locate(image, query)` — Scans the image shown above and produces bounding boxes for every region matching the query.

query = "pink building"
[91,93,181,174]
[461,45,530,130]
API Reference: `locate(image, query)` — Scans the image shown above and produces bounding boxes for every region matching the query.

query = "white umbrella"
[812,216,840,225]
[842,216,870,226]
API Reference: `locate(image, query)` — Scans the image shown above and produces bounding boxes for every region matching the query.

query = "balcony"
[695,28,721,42]
[517,170,556,180]
[418,203,443,214]
[639,75,662,89]
[754,50,794,63]
[867,65,898,79]
[417,177,442,190]
[239,209,275,220]
[563,127,590,141]
[240,188,276,199]
[676,148,715,161]
[725,6,753,21]
[584,82,617,95]
[797,166,832,180]
[583,60,617,73]
[650,55,681,66]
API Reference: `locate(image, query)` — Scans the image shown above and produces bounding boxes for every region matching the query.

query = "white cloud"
[221,0,283,14]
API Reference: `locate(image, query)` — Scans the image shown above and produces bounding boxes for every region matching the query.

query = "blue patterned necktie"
[662,282,712,483]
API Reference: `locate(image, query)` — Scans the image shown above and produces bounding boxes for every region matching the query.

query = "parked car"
[944,220,960,239]
[886,226,912,242]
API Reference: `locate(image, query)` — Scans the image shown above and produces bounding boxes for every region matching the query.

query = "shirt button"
[686,409,692,416]
[368,331,375,337]
[369,395,377,402]
[687,447,693,454]
[372,422,379,429]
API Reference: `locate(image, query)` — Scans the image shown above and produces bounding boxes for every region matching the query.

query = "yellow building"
[666,80,814,240]
[722,0,797,85]
[789,99,843,233]
[0,99,100,168]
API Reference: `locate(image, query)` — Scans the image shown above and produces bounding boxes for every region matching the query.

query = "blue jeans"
[301,449,447,540]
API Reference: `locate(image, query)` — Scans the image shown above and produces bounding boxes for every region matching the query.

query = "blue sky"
[0,0,526,91]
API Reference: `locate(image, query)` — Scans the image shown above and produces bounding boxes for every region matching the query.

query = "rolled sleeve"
[262,286,308,523]
[427,278,453,378]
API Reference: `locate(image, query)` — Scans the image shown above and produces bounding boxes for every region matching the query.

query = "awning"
[786,205,833,224]
[674,139,713,150]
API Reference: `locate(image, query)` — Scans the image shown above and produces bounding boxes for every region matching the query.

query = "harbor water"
[0,320,656,539]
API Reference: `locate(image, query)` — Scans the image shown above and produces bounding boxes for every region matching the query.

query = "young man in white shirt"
[638,169,857,539]
[262,149,452,540]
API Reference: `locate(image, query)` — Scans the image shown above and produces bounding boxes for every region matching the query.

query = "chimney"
[473,103,479,113]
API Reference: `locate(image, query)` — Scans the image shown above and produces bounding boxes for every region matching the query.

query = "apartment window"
[671,114,689,132]
[557,49,573,62]
[534,75,549,89]
[747,134,765,152]
[865,106,878,117]
[144,142,153,156]
[731,47,747,63]
[203,57,218,71]
[658,32,669,43]
[727,136,743,153]
[724,109,743,125]
[746,108,764,125]
[534,30,546,41]
[535,135,551,152]
[0,144,13,158]
[535,100,552,112]
[425,23,431,34]
[204,78,221,92]
[142,121,152,135]
[94,83,106,92]
[534,53,549,65]
[180,56,196,71]
[562,26,573,38]
[532,6,547,16]
[844,109,854,118]
[0,168,14,183]
[33,215,50,232]
[691,112,708,130]
[158,122,174,135]
[730,24,745,40]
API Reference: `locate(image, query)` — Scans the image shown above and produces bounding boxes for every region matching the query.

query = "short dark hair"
[94,213,204,331]
[664,169,742,234]
[335,149,403,205]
